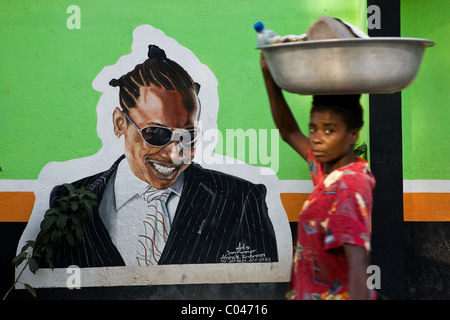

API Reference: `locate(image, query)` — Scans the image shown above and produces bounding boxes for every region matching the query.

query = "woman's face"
[309,110,359,173]
[114,86,200,190]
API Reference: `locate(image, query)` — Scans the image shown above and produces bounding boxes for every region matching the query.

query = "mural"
[2,0,446,300]
[16,25,292,288]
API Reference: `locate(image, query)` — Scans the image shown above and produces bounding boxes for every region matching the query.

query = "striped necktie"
[136,187,171,266]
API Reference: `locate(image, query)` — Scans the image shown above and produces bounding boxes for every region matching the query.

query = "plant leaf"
[42,246,53,262]
[354,142,367,156]
[28,258,39,274]
[12,251,28,267]
[44,207,59,217]
[56,213,68,230]
[59,198,70,212]
[24,283,36,298]
[20,240,35,253]
[64,183,76,194]
[70,201,79,211]
[75,225,84,242]
[50,229,62,243]
[66,231,76,247]
[85,191,97,201]
[40,215,56,232]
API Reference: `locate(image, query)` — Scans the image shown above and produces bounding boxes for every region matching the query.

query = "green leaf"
[87,192,97,200]
[28,258,39,274]
[22,185,98,273]
[38,232,51,246]
[66,231,76,247]
[70,214,81,228]
[40,215,56,232]
[58,198,70,212]
[41,246,55,270]
[47,257,54,270]
[50,229,62,243]
[42,246,53,262]
[44,207,59,217]
[12,251,28,267]
[20,240,35,253]
[70,201,79,211]
[354,142,368,157]
[24,283,36,298]
[86,190,97,198]
[75,225,84,242]
[56,213,68,230]
[64,183,76,194]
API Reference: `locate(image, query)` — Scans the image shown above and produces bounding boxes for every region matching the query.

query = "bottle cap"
[254,21,264,32]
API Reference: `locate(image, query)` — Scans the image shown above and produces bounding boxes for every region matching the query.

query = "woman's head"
[311,95,363,131]
[110,45,201,189]
[309,95,363,170]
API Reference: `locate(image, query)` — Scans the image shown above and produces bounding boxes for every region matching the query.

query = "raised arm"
[259,54,310,160]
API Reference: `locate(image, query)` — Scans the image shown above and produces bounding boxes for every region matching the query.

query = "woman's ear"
[350,128,360,145]
[113,107,126,137]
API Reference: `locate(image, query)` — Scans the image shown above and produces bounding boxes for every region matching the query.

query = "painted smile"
[144,157,182,180]
[153,162,176,175]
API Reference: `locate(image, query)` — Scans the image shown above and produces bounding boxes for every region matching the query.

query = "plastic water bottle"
[254,21,278,46]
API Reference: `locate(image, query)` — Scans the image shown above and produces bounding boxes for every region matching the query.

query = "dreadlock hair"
[311,94,364,131]
[109,44,201,113]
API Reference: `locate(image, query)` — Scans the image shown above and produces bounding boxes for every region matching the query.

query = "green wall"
[0,0,367,181]
[401,0,450,180]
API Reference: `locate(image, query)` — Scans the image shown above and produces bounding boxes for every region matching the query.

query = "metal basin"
[257,37,435,95]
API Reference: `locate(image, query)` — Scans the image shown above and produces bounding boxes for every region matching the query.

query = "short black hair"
[109,45,200,113]
[311,94,363,130]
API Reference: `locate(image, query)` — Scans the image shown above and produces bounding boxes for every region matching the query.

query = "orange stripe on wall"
[0,192,35,222]
[1,191,450,223]
[404,193,450,221]
[282,192,450,222]
[280,193,310,222]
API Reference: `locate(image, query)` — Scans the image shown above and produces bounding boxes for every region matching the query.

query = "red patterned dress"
[286,148,376,300]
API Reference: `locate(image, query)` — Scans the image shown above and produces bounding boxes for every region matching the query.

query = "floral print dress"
[286,148,376,300]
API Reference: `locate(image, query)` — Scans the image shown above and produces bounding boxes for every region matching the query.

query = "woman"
[260,55,376,300]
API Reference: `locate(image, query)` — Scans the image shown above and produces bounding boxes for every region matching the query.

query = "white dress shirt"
[98,158,183,265]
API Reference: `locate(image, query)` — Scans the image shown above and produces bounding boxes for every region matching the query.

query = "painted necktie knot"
[136,187,171,266]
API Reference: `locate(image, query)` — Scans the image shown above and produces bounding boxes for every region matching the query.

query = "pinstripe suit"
[38,156,278,267]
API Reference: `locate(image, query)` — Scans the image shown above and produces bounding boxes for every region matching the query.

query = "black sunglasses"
[123,112,200,150]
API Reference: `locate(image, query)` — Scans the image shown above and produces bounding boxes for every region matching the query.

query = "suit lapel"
[49,156,127,268]
[159,163,217,264]
[79,155,126,267]
[87,155,125,201]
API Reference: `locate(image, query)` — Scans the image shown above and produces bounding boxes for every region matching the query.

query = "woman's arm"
[260,54,310,160]
[343,243,370,300]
